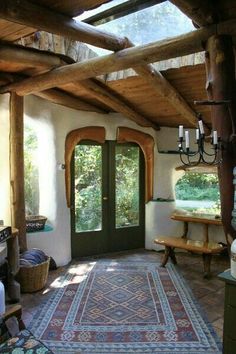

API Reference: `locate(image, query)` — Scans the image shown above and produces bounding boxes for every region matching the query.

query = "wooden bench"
[154,213,224,278]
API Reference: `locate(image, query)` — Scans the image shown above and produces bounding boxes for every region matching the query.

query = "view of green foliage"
[115,146,139,227]
[74,145,102,232]
[74,144,140,232]
[175,172,221,215]
[24,125,39,215]
[175,173,219,201]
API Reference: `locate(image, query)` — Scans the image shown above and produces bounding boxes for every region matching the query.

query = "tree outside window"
[24,125,39,216]
[175,172,221,216]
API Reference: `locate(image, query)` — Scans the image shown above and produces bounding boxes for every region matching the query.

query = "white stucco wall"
[0,95,226,266]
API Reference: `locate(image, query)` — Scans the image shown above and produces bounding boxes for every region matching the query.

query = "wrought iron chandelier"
[177,100,231,167]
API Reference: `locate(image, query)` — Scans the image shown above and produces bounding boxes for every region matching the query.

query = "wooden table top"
[171,213,222,226]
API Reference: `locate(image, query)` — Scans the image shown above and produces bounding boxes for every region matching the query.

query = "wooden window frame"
[65,127,106,207]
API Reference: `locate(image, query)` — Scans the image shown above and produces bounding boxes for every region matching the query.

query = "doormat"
[29,261,222,353]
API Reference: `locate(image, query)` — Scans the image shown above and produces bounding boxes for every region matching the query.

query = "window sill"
[27,225,53,234]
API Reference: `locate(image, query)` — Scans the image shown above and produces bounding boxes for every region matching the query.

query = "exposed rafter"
[4,18,236,98]
[0,25,216,95]
[133,63,201,128]
[77,78,159,129]
[0,19,202,127]
[125,39,201,128]
[0,0,234,130]
[0,71,107,113]
[0,42,157,129]
[0,43,107,113]
[34,89,107,113]
[0,0,128,51]
[170,0,219,27]
[0,42,67,68]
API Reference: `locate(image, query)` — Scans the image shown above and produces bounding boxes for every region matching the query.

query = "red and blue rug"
[29,261,222,353]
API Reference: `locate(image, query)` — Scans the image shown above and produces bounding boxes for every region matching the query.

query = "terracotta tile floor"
[15,249,230,342]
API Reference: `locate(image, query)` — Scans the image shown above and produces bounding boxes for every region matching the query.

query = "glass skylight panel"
[97,2,194,44]
[78,0,126,21]
[76,1,195,56]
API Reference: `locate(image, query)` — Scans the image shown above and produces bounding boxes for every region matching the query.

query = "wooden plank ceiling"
[0,0,112,41]
[106,64,210,128]
[0,0,235,129]
[31,0,112,17]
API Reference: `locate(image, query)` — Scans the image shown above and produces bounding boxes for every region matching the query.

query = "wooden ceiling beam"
[170,0,218,27]
[0,0,128,52]
[0,28,212,96]
[0,43,157,129]
[0,42,67,68]
[5,17,236,98]
[0,30,200,127]
[34,88,107,113]
[133,63,201,128]
[0,22,218,96]
[124,39,201,128]
[0,71,107,113]
[77,78,160,129]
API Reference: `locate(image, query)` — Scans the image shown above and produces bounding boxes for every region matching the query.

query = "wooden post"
[205,35,236,242]
[9,93,27,251]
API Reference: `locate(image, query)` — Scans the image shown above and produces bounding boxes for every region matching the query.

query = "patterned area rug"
[29,261,222,353]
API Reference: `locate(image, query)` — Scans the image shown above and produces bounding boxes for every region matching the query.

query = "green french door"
[71,140,145,257]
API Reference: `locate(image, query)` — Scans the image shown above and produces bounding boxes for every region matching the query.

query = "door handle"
[103,196,108,200]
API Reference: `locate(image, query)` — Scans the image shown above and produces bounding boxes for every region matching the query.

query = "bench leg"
[161,246,177,267]
[169,247,177,265]
[202,253,212,279]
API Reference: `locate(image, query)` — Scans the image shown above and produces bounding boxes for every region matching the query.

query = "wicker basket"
[16,257,50,293]
[26,215,47,232]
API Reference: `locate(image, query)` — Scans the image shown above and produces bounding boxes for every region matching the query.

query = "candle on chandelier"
[198,120,204,135]
[213,130,218,145]
[179,125,183,138]
[185,131,189,148]
[196,129,200,141]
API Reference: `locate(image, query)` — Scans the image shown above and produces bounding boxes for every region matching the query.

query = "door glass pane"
[74,144,102,232]
[115,145,139,228]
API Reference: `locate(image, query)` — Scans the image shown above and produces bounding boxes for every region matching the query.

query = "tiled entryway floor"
[17,249,229,341]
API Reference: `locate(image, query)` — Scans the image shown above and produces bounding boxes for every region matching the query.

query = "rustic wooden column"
[9,93,27,251]
[205,35,236,242]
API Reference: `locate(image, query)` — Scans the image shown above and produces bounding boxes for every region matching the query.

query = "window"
[76,1,194,56]
[175,172,221,216]
[24,125,39,216]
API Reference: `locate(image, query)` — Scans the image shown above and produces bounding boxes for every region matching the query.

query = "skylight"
[78,0,125,22]
[76,1,195,56]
